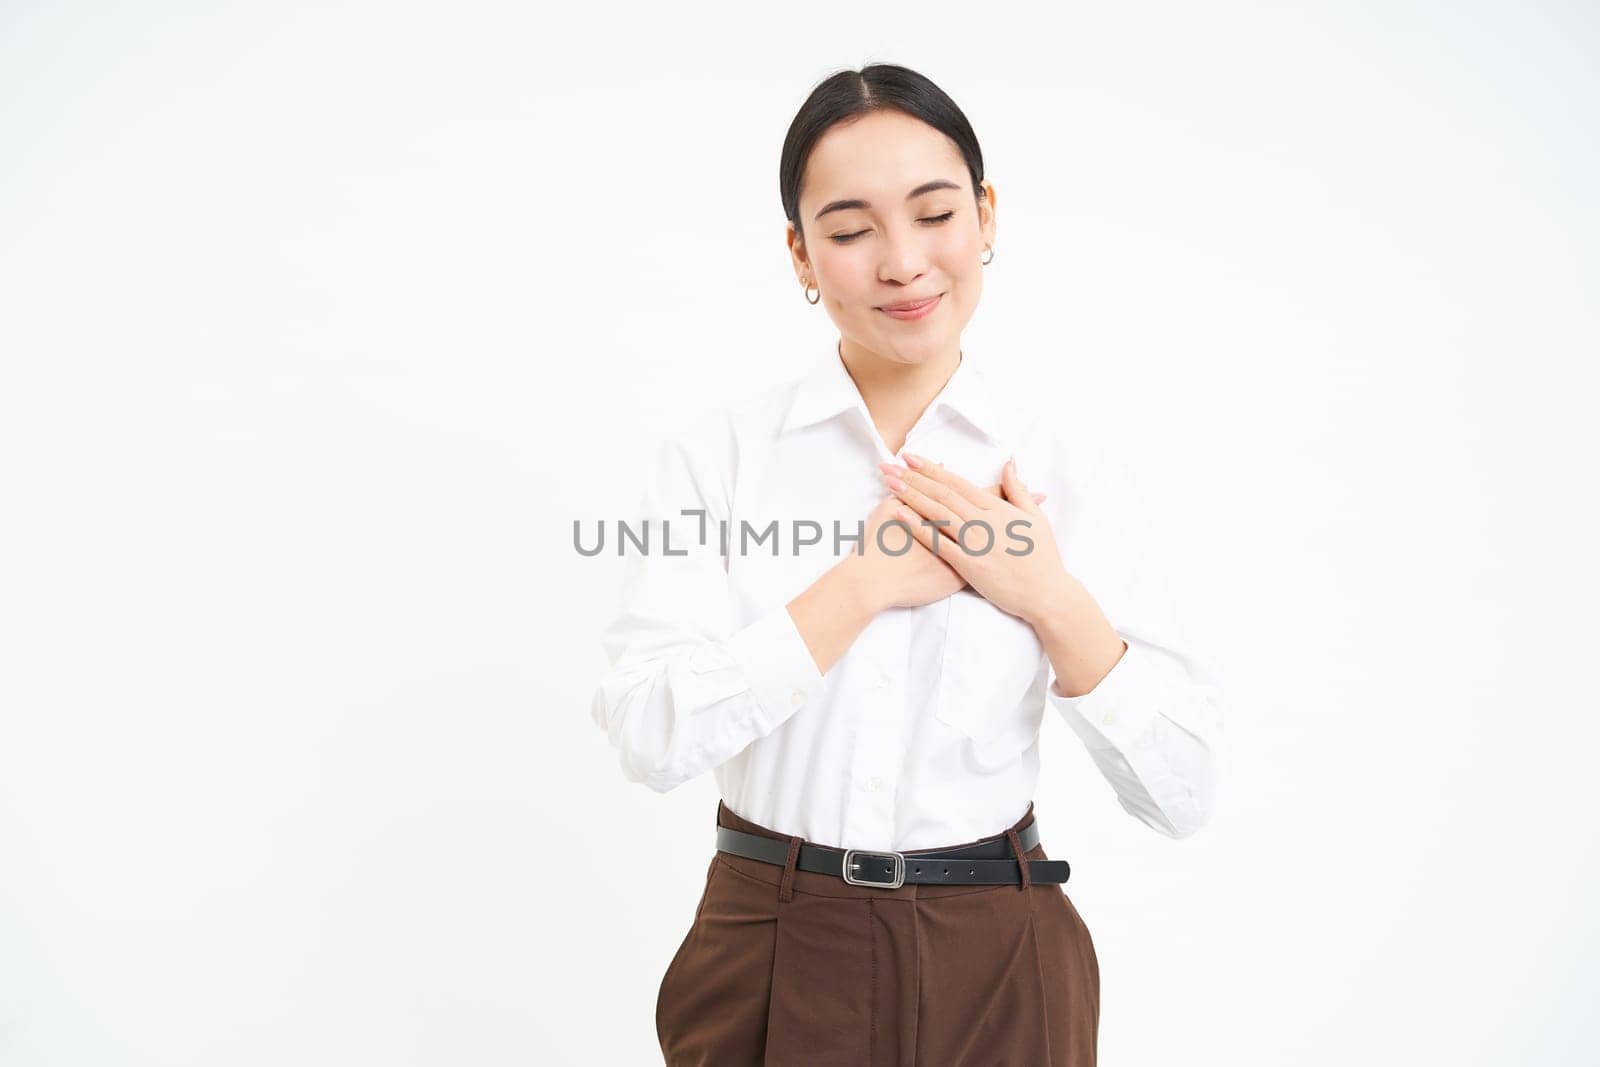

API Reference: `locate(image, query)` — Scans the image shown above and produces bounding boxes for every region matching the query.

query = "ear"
[786,222,810,276]
[977,181,997,248]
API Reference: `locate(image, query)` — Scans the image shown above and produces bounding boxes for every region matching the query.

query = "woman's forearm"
[1027,576,1128,698]
[786,553,885,676]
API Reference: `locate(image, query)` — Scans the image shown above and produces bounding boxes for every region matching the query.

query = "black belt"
[715,821,1070,889]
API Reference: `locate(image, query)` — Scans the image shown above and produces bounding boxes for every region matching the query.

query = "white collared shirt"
[590,343,1225,851]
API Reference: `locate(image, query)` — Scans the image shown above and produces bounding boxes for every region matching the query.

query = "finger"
[889,505,972,577]
[886,503,938,554]
[983,482,1043,503]
[884,482,967,561]
[978,482,1040,503]
[889,462,983,523]
[1001,457,1044,516]
[899,453,995,512]
[885,472,963,542]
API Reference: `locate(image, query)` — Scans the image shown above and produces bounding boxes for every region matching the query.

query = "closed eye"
[829,211,956,245]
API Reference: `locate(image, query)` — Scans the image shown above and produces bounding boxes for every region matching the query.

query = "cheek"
[937,235,984,288]
[940,223,983,260]
[818,250,878,298]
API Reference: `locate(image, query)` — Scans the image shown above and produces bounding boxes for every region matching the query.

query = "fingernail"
[902,452,924,468]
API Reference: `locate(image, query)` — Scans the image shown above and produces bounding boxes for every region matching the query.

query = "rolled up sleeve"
[1038,430,1227,839]
[590,417,826,793]
[1048,625,1225,839]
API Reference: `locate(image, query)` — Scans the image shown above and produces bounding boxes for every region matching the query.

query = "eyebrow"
[812,179,965,221]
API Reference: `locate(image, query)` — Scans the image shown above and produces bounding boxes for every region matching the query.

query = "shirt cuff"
[1047,637,1166,751]
[723,602,828,726]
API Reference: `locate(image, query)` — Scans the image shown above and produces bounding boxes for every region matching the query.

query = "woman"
[591,63,1224,1066]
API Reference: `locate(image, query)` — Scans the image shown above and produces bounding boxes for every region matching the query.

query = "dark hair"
[779,63,986,245]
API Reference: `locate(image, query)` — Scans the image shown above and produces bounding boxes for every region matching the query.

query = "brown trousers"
[655,800,1100,1066]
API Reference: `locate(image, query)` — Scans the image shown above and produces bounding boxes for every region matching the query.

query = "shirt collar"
[780,341,1006,446]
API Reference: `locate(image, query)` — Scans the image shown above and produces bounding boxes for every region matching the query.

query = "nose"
[877,219,929,285]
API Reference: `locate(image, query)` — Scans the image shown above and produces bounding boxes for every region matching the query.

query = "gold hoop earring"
[804,278,820,304]
[981,247,994,266]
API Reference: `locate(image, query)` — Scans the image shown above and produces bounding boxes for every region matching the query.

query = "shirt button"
[790,690,807,707]
[876,672,891,689]
[1102,709,1117,726]
[864,776,882,792]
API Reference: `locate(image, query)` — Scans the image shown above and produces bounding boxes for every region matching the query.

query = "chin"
[882,333,954,361]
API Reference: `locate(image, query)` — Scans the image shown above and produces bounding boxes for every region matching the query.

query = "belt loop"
[1006,827,1032,891]
[777,835,801,902]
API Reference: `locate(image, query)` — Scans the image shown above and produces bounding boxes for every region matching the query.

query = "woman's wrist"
[834,551,891,618]
[1017,573,1086,634]
[1029,579,1127,698]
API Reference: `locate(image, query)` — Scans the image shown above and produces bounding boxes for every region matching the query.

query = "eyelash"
[829,211,955,245]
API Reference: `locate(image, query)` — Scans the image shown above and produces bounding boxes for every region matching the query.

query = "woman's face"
[789,108,996,369]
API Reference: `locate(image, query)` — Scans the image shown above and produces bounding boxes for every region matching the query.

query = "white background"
[3,2,1597,1063]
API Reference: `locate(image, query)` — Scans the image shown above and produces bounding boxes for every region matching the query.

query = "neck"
[837,337,962,453]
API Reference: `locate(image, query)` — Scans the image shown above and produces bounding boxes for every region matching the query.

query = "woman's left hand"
[878,453,1075,626]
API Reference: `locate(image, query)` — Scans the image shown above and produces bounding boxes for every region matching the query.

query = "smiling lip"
[877,293,943,320]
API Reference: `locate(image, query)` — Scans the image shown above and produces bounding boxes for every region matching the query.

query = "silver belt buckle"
[842,848,905,889]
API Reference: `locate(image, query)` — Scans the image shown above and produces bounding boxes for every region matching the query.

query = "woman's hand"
[878,454,1071,626]
[846,494,968,612]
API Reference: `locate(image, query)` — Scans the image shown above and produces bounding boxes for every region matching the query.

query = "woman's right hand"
[790,486,1050,675]
[851,483,1049,607]
[850,486,1049,613]
[853,494,966,611]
